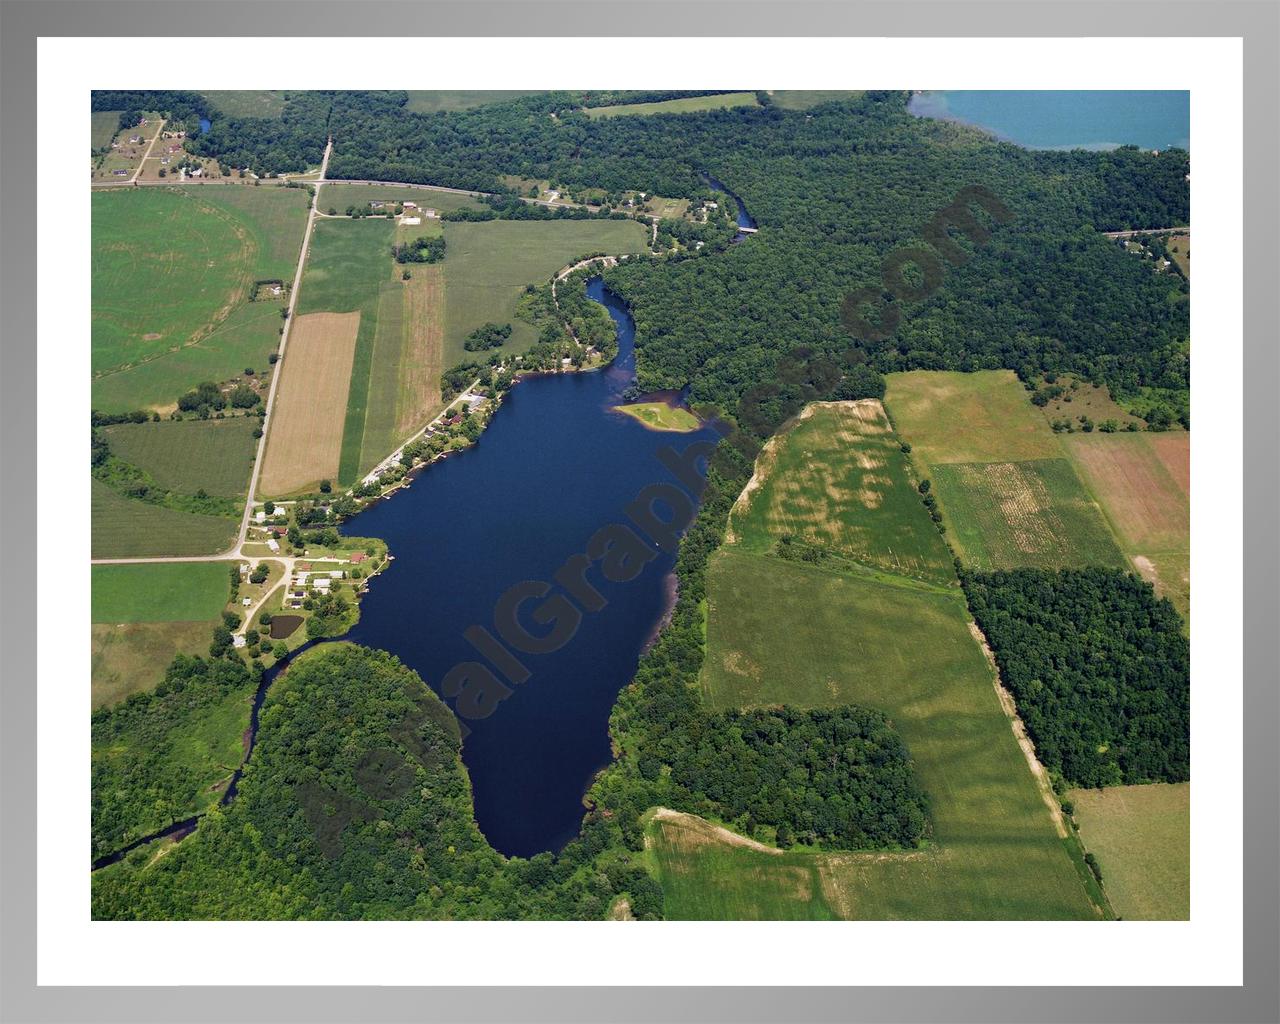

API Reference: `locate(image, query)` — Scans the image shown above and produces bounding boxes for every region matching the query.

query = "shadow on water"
[93,276,719,868]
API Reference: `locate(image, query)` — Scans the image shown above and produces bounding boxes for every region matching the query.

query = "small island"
[615,401,701,432]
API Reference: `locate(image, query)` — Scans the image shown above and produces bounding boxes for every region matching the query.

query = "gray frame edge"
[0,2,1275,1022]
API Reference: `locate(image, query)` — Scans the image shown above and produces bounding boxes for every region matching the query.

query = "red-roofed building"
[349,552,367,563]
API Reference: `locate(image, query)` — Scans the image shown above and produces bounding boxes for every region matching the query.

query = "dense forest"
[92,655,257,861]
[962,568,1190,788]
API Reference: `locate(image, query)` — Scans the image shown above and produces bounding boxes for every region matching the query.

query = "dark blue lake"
[198,116,211,135]
[341,279,720,858]
[908,90,1190,151]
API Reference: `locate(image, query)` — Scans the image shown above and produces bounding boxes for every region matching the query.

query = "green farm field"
[91,479,237,558]
[680,549,1101,919]
[92,185,310,412]
[100,416,259,498]
[322,183,485,215]
[441,219,648,365]
[585,92,759,118]
[1069,783,1190,920]
[884,371,1125,572]
[657,398,1104,919]
[202,90,287,118]
[930,459,1126,571]
[91,110,122,150]
[728,401,955,583]
[92,562,232,623]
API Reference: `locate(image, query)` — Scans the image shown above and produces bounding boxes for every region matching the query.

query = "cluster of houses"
[283,563,349,609]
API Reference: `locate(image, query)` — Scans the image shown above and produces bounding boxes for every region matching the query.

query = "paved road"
[237,137,333,550]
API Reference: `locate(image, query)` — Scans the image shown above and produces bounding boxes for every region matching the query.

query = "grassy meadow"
[660,399,1104,919]
[92,622,219,708]
[728,402,955,584]
[441,219,648,365]
[884,371,1125,572]
[585,92,759,118]
[768,91,866,109]
[614,402,700,432]
[403,90,544,114]
[91,110,122,150]
[100,416,259,498]
[1069,783,1190,920]
[202,90,287,118]
[91,185,310,412]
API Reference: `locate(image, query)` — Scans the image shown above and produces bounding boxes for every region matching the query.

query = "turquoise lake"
[908,91,1189,151]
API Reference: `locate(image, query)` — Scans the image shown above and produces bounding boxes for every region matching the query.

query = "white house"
[232,634,247,649]
[400,216,421,226]
[266,538,280,552]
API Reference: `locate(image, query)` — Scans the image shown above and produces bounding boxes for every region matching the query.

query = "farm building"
[400,216,421,226]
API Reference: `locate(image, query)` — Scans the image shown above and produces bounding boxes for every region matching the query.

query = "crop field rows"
[91,186,310,412]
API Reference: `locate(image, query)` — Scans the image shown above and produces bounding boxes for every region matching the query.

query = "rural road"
[1102,226,1187,239]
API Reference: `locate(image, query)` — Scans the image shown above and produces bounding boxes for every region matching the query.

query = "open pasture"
[684,546,1101,919]
[92,562,231,624]
[584,92,760,118]
[91,479,237,558]
[259,311,360,496]
[1166,233,1191,278]
[91,186,309,411]
[441,219,648,365]
[884,370,1063,467]
[100,416,259,498]
[931,459,1126,571]
[1069,783,1189,920]
[727,401,955,583]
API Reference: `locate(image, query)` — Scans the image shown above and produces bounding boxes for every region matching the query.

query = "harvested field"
[1069,783,1189,920]
[259,311,360,495]
[585,92,759,118]
[1064,431,1189,619]
[396,264,445,440]
[1063,433,1188,551]
[931,459,1126,571]
[268,615,304,639]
